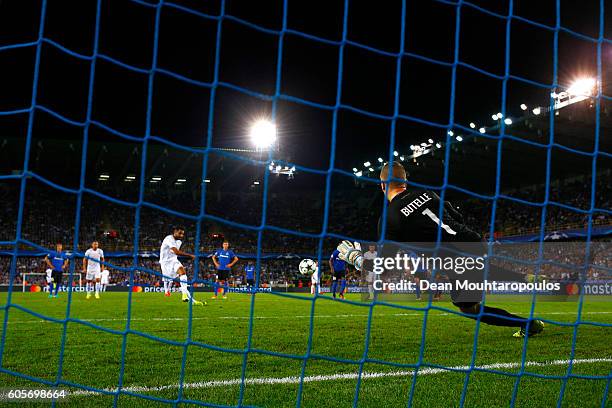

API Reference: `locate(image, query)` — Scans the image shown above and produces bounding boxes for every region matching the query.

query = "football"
[298,258,317,275]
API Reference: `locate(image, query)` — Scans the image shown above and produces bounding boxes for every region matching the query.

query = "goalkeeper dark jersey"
[378,189,482,243]
[378,189,485,304]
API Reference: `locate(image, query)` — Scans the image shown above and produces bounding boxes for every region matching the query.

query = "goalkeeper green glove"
[337,240,363,271]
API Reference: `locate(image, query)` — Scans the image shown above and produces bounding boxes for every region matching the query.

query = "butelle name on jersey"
[399,192,432,216]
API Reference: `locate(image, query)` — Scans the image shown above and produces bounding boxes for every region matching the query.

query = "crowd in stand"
[1,240,609,288]
[462,174,610,237]
[0,171,609,287]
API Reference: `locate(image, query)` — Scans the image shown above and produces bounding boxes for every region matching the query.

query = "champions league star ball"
[299,258,317,275]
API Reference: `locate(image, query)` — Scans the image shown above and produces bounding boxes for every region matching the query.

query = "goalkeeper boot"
[192,299,206,306]
[95,292,100,299]
[513,320,545,338]
[86,292,92,300]
[182,293,190,302]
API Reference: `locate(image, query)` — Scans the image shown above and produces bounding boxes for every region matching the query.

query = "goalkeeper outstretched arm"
[337,241,363,271]
[336,161,545,338]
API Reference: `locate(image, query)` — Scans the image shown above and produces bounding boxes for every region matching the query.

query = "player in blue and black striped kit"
[212,241,238,299]
[329,249,348,299]
[244,260,256,293]
[43,242,69,298]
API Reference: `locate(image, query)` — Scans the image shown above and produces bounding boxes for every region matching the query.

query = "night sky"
[0,0,610,198]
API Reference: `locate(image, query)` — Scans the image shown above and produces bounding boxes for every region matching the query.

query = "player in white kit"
[83,241,104,299]
[45,268,53,296]
[160,226,205,305]
[310,261,320,295]
[100,269,110,291]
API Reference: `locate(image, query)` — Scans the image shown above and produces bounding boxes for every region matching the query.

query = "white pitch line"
[70,357,612,396]
[5,311,612,325]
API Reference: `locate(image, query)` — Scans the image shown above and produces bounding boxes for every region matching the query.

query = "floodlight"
[364,161,371,167]
[368,167,374,172]
[497,112,503,118]
[356,171,363,177]
[479,127,486,133]
[377,157,383,163]
[435,143,442,148]
[504,118,512,125]
[532,107,541,115]
[428,138,434,143]
[492,114,498,120]
[393,151,398,157]
[456,136,463,142]
[567,78,595,96]
[520,104,527,110]
[352,167,358,172]
[469,122,476,129]
[399,156,405,161]
[447,131,453,136]
[250,120,277,149]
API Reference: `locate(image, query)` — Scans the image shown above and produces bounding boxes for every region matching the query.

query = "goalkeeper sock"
[339,279,346,295]
[179,274,191,300]
[464,305,526,328]
[331,281,338,297]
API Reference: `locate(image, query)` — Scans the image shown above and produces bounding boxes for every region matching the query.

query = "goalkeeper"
[337,161,544,338]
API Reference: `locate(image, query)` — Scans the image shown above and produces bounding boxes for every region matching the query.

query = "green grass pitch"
[0,291,611,407]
